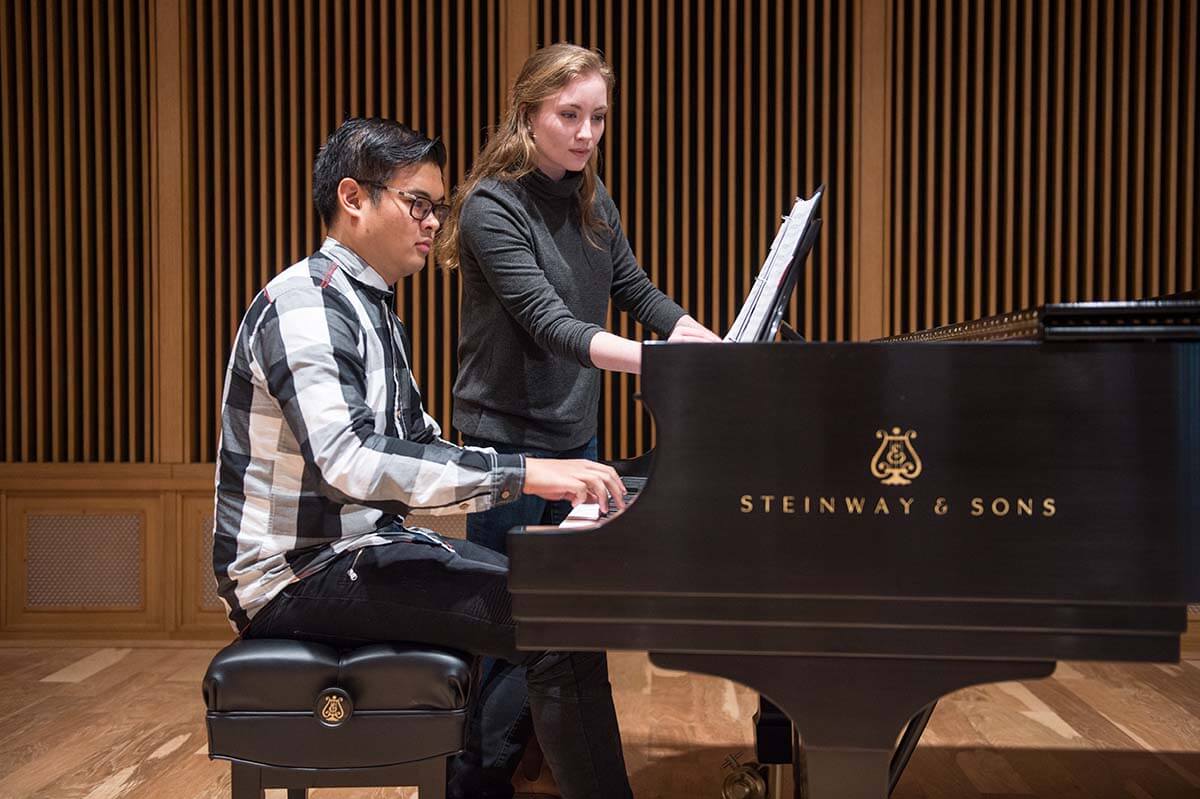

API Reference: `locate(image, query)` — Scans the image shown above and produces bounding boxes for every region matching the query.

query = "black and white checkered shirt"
[213,238,524,632]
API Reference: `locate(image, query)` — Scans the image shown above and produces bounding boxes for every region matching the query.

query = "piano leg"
[754,697,793,764]
[888,702,936,794]
[803,749,891,798]
[651,652,1056,799]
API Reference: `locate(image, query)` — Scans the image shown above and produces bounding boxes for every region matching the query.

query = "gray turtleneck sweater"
[453,170,687,451]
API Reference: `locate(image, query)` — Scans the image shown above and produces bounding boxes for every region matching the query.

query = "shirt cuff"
[491,452,525,506]
[653,305,689,338]
[577,325,605,368]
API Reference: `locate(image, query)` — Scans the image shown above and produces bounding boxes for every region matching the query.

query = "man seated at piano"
[211,117,636,799]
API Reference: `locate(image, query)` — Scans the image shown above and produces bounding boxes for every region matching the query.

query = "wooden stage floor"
[1,644,1198,798]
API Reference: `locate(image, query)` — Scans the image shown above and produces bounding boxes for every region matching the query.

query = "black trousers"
[242,535,632,799]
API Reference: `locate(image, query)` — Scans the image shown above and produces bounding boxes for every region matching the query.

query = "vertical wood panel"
[19,51,29,467]
[32,4,46,460]
[1,0,14,460]
[535,0,855,458]
[885,0,1199,335]
[1,0,153,463]
[105,6,119,457]
[81,1,95,462]
[183,0,500,460]
[124,4,138,460]
[140,7,153,459]
[1051,0,1066,303]
[48,2,62,462]
[1113,0,1130,299]
[953,0,967,322]
[197,0,212,464]
[1142,1,1161,297]
[889,0,904,334]
[4,0,1197,466]
[1182,2,1197,291]
[1033,1,1047,305]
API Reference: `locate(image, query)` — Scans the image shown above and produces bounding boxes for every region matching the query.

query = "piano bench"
[202,639,473,799]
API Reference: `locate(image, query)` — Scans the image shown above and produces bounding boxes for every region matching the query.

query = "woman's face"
[529,71,608,180]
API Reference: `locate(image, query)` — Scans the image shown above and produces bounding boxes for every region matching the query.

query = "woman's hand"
[668,315,722,343]
[524,457,626,511]
[587,316,721,375]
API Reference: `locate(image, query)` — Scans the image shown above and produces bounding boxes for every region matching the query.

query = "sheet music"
[724,189,822,343]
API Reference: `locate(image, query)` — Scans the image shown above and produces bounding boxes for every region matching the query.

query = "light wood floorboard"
[1,647,1198,797]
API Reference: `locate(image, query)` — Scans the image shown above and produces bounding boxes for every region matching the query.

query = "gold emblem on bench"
[321,694,346,723]
[315,687,353,726]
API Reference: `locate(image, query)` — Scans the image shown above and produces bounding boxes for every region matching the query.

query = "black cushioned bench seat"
[203,639,473,798]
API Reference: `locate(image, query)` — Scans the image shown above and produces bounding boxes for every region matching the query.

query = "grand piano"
[506,193,1200,797]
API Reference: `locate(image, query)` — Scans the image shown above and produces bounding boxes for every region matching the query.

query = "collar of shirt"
[320,237,395,301]
[522,168,584,200]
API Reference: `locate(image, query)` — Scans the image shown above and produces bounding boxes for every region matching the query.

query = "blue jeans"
[454,435,599,798]
[464,435,599,554]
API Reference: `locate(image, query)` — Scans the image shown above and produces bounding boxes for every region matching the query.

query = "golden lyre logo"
[870,427,923,485]
[320,694,346,724]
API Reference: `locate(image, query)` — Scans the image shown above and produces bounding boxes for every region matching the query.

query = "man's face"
[529,72,608,179]
[362,161,445,281]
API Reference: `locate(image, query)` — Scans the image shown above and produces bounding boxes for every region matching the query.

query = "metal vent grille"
[197,510,222,611]
[407,513,467,541]
[25,513,143,609]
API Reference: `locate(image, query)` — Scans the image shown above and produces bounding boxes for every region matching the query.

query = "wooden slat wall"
[535,0,858,459]
[185,0,503,462]
[0,0,154,462]
[5,0,1199,465]
[886,0,1200,336]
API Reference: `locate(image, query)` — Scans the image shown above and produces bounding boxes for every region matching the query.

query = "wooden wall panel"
[3,0,1197,468]
[0,0,154,462]
[885,0,1200,336]
[185,0,504,462]
[0,464,222,639]
[3,495,166,634]
[178,493,228,635]
[535,0,858,459]
[3,1,1199,642]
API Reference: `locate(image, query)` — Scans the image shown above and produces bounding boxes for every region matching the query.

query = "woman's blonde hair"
[436,43,615,268]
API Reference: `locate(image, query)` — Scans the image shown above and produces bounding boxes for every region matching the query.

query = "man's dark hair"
[313,117,447,227]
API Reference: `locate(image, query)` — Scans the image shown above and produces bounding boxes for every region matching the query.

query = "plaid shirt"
[213,238,524,632]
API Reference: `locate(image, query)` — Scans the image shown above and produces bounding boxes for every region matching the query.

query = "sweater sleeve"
[601,184,687,337]
[460,188,605,367]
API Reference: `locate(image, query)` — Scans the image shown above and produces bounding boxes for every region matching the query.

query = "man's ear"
[337,177,367,220]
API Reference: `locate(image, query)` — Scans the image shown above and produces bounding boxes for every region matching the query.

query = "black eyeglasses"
[360,180,451,224]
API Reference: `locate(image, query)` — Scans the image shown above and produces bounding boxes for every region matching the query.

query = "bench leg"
[415,757,446,799]
[230,762,264,799]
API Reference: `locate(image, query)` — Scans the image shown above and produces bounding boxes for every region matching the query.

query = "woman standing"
[438,43,718,552]
[436,43,718,797]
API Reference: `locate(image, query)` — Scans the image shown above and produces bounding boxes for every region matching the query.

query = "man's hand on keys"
[524,458,626,512]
